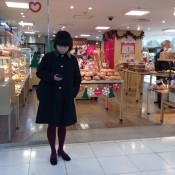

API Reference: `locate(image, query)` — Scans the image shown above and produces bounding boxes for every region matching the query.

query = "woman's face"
[57,45,69,54]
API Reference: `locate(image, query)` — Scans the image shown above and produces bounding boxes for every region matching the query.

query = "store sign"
[86,45,96,56]
[73,38,87,46]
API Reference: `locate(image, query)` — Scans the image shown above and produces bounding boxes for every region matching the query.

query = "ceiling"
[1,0,175,42]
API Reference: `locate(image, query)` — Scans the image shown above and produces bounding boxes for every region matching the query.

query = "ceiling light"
[88,7,92,10]
[24,31,35,34]
[127,26,130,29]
[96,37,99,39]
[75,36,78,38]
[80,34,90,37]
[5,2,29,9]
[70,5,74,9]
[96,42,98,44]
[21,13,24,15]
[173,12,175,15]
[148,28,150,30]
[19,21,33,26]
[125,10,149,16]
[163,28,175,32]
[22,16,25,18]
[95,26,110,30]
[162,20,166,23]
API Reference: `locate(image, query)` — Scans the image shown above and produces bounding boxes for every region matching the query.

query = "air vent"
[73,15,93,20]
[134,18,150,22]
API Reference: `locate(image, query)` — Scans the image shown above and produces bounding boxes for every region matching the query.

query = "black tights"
[47,124,66,156]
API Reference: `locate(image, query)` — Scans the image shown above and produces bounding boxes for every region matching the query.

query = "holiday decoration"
[12,30,25,46]
[113,84,121,92]
[102,87,110,96]
[79,85,84,92]
[102,30,144,41]
[94,88,102,96]
[87,87,94,96]
[109,87,115,98]
[29,1,42,13]
[30,52,39,68]
[82,87,89,99]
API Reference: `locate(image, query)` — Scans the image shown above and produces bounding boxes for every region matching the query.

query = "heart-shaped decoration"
[29,2,42,13]
[94,88,102,96]
[79,85,84,92]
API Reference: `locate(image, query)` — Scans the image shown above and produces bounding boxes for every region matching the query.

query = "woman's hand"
[54,75,63,81]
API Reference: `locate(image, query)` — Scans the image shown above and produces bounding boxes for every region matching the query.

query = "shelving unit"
[0,30,30,141]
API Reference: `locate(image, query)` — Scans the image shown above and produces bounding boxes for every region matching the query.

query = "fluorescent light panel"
[24,31,35,34]
[5,2,29,9]
[95,26,110,30]
[163,28,175,32]
[19,22,33,26]
[80,34,90,37]
[125,10,149,16]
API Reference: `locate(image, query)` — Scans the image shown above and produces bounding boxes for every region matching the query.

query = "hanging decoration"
[82,87,89,99]
[102,87,110,96]
[87,87,94,96]
[113,84,121,92]
[102,30,144,41]
[29,1,42,13]
[12,30,25,46]
[79,85,84,92]
[109,87,115,98]
[94,88,102,96]
[30,51,39,68]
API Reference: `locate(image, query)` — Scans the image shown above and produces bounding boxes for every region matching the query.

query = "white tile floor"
[1,137,175,175]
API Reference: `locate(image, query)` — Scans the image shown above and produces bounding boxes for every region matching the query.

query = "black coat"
[35,50,81,127]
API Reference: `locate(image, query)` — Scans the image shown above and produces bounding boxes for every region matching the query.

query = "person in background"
[35,31,81,165]
[154,40,173,108]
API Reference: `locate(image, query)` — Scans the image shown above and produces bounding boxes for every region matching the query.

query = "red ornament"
[79,85,84,92]
[29,2,42,13]
[113,84,121,92]
[94,88,102,96]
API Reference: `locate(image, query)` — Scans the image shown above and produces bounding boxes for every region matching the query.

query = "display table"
[123,69,175,102]
[79,80,124,122]
[123,69,151,102]
[160,101,175,123]
[147,88,169,116]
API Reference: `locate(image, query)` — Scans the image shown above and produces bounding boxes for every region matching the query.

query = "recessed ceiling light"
[24,31,35,34]
[88,7,92,10]
[148,28,151,30]
[163,28,175,32]
[19,21,33,26]
[173,12,175,15]
[80,34,90,37]
[96,37,99,39]
[70,5,74,9]
[95,26,110,30]
[125,10,149,16]
[5,2,29,9]
[137,26,140,30]
[22,16,25,18]
[20,13,24,15]
[162,20,166,23]
[75,36,78,38]
[96,42,98,44]
[127,26,130,29]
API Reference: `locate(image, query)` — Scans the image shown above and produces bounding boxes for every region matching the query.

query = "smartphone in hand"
[55,73,63,78]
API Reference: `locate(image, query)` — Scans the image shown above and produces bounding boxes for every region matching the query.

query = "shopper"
[35,31,81,165]
[154,40,172,108]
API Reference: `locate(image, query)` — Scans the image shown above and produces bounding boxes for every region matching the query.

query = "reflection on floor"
[0,79,175,144]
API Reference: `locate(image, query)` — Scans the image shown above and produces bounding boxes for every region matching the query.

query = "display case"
[0,30,30,140]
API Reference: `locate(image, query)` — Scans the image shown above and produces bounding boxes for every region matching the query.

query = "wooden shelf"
[158,59,175,62]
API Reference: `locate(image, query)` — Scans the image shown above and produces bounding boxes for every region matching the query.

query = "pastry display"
[159,50,175,60]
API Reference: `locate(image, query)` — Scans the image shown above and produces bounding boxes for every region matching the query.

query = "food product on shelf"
[159,50,175,60]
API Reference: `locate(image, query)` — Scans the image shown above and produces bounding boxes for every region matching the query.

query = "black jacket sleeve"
[36,52,55,83]
[72,56,81,97]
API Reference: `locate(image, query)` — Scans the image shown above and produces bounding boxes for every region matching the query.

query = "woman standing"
[36,31,81,165]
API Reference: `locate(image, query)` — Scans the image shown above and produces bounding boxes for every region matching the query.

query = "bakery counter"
[77,80,124,122]
[15,73,30,129]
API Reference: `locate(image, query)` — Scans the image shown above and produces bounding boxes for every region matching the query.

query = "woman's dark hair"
[54,31,73,51]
